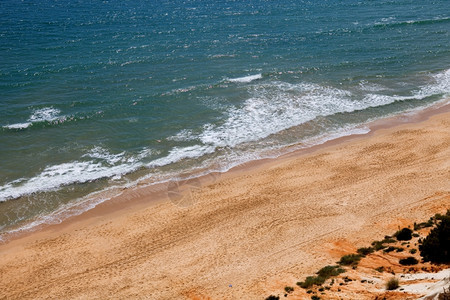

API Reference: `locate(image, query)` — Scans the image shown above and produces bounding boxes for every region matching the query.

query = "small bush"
[266,296,280,300]
[375,266,384,273]
[399,256,419,265]
[382,237,397,244]
[415,218,434,230]
[410,249,417,254]
[297,276,325,289]
[395,228,413,241]
[419,210,450,263]
[372,241,387,251]
[357,247,374,256]
[384,246,396,253]
[338,254,361,266]
[284,286,294,293]
[316,265,345,278]
[396,247,404,252]
[311,296,320,300]
[343,276,352,282]
[386,277,399,290]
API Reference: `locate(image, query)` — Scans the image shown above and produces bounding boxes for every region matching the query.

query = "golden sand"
[1,107,449,299]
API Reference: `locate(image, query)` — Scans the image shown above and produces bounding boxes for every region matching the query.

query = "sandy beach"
[1,105,449,299]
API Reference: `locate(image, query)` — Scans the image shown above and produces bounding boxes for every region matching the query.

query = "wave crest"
[227,74,262,83]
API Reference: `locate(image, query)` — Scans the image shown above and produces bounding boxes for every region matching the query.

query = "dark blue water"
[1,0,449,236]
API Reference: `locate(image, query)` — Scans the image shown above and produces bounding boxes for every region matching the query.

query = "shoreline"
[1,100,449,245]
[0,100,449,298]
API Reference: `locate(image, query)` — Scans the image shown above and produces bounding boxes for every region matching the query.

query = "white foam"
[358,80,388,92]
[2,69,449,206]
[29,107,61,122]
[0,146,160,202]
[360,68,450,106]
[196,82,360,148]
[83,146,126,165]
[420,68,450,98]
[148,144,216,168]
[167,129,197,142]
[0,161,140,201]
[228,73,262,83]
[3,122,32,129]
[174,68,450,152]
[3,107,62,129]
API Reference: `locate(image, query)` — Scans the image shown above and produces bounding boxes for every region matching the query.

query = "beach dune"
[0,107,449,299]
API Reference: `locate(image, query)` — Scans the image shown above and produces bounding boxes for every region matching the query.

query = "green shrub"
[396,247,404,252]
[415,218,434,230]
[386,277,399,290]
[410,249,417,254]
[265,296,280,300]
[311,296,320,300]
[357,247,374,256]
[382,237,397,244]
[419,210,450,263]
[338,254,361,266]
[297,276,326,289]
[316,265,345,278]
[372,241,387,251]
[395,228,413,241]
[399,257,419,265]
[284,286,294,293]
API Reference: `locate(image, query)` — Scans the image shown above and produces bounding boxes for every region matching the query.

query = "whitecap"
[3,122,32,129]
[227,73,262,83]
[2,107,62,130]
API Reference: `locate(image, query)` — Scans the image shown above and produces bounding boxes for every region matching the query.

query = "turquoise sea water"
[1,0,449,237]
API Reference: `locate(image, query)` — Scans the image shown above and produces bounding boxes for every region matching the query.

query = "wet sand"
[0,104,449,299]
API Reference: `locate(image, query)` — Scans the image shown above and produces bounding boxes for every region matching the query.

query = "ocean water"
[1,0,449,237]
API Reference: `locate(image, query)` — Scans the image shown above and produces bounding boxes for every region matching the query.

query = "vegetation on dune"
[399,256,419,265]
[386,277,399,290]
[371,237,396,251]
[383,246,403,253]
[414,218,434,230]
[357,247,374,256]
[297,265,346,289]
[316,265,346,278]
[419,210,450,264]
[394,228,413,241]
[264,210,449,299]
[297,276,326,289]
[338,254,361,266]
